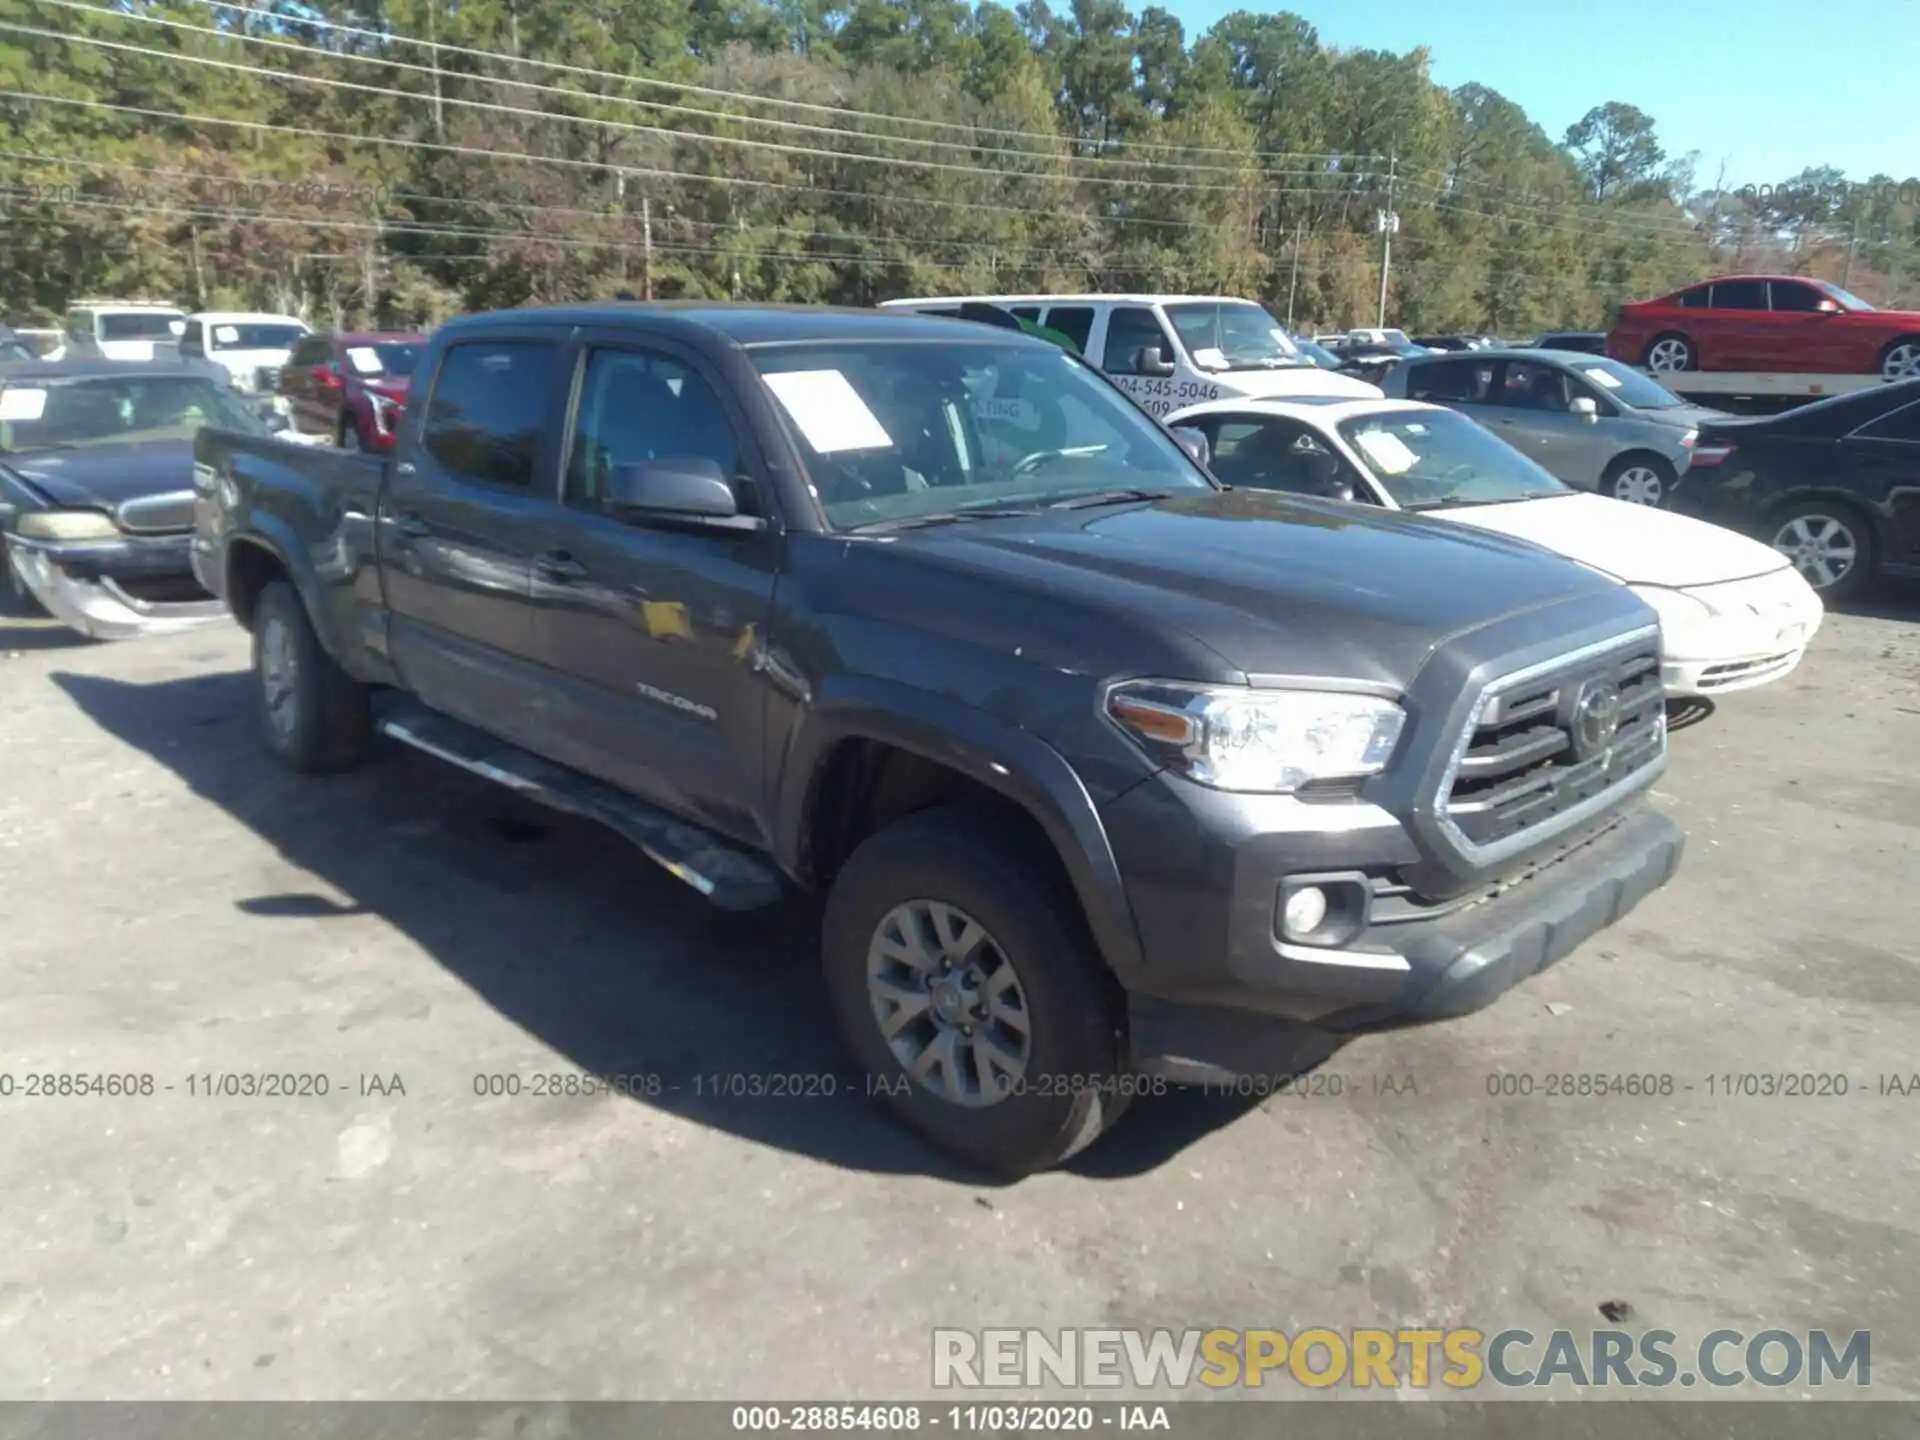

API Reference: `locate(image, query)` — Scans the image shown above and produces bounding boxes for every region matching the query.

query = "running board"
[375,704,786,911]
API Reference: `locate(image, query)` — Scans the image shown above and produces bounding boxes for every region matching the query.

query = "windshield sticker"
[1581,367,1623,389]
[213,325,240,345]
[972,397,1038,428]
[1354,428,1419,475]
[1192,346,1229,371]
[762,370,894,453]
[0,387,47,421]
[345,346,384,374]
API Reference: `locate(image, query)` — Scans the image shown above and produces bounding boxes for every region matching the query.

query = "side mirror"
[1570,396,1600,421]
[607,456,741,520]
[1135,345,1177,378]
[1816,298,1842,314]
[1167,426,1211,469]
[1325,479,1356,503]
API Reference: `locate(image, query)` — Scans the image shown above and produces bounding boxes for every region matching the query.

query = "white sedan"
[1167,396,1823,698]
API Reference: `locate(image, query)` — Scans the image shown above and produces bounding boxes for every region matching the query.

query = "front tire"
[1603,453,1675,506]
[1767,499,1876,603]
[1645,333,1695,372]
[252,581,371,773]
[822,806,1129,1176]
[1,540,46,618]
[1878,336,1920,381]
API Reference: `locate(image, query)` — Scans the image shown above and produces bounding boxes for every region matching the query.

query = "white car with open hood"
[1167,395,1823,697]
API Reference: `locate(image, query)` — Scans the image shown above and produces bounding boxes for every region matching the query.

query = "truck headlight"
[15,508,120,541]
[1106,680,1405,793]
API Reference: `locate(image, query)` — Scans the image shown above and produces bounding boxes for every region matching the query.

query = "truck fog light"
[1283,885,1329,938]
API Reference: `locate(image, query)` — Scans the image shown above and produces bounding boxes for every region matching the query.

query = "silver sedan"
[1382,349,1729,506]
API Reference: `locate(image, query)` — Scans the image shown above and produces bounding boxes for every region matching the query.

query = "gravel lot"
[1,589,1916,1403]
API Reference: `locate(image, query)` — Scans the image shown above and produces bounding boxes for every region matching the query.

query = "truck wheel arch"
[224,535,292,629]
[779,679,1146,980]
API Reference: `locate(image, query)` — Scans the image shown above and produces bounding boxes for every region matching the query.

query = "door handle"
[534,550,588,582]
[392,512,431,538]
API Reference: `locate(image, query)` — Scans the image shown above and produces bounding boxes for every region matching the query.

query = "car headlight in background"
[1633,586,1714,635]
[1106,680,1405,793]
[14,509,120,542]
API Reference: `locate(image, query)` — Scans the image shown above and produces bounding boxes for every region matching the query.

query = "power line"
[78,0,1385,168]
[32,0,1371,185]
[4,22,1334,199]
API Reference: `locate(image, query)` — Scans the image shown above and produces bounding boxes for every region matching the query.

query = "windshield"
[1292,338,1343,369]
[1569,357,1686,410]
[0,375,266,453]
[1164,303,1309,372]
[208,323,308,351]
[749,340,1213,532]
[97,312,186,340]
[1338,408,1569,509]
[1818,281,1875,312]
[342,342,422,378]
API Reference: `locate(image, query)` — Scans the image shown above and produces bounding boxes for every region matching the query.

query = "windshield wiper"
[847,506,1044,533]
[1046,488,1179,510]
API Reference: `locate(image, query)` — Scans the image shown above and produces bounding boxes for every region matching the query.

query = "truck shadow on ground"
[53,668,1281,1184]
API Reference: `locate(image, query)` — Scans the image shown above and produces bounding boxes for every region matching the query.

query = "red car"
[1607,275,1920,382]
[278,331,427,451]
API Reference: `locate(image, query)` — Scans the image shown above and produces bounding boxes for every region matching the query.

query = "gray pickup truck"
[193,303,1684,1175]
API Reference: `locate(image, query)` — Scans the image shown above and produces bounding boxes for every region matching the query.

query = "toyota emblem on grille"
[1571,678,1623,760]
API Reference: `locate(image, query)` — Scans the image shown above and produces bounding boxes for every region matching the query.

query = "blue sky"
[1162,0,1917,189]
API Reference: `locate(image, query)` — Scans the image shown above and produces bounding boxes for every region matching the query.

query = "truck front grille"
[115,491,196,534]
[1437,632,1664,858]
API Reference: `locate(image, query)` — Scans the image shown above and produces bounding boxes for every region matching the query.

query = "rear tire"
[1877,336,1920,381]
[822,806,1130,1176]
[1766,499,1876,604]
[252,581,371,773]
[1603,453,1675,507]
[1645,333,1695,372]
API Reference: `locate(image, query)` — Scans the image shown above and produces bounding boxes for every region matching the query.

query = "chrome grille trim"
[1432,625,1665,869]
[115,490,197,534]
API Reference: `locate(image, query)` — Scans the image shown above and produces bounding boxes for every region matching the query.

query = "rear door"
[379,329,571,749]
[1703,279,1770,370]
[526,332,781,845]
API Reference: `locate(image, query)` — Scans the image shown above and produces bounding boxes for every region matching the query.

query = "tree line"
[0,0,1914,334]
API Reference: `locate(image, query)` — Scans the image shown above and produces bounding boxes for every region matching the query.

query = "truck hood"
[888,488,1628,689]
[3,440,196,509]
[1432,492,1790,588]
[1213,367,1383,400]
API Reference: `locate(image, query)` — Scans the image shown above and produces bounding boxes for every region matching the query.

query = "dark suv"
[278,331,426,451]
[195,303,1685,1175]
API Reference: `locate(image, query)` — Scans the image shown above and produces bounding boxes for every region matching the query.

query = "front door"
[527,336,781,848]
[379,331,570,749]
[1481,360,1599,487]
[1097,305,1184,418]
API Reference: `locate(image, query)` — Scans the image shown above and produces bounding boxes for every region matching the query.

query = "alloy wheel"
[1612,466,1665,506]
[1882,342,1920,381]
[1647,338,1691,372]
[866,900,1031,1109]
[1771,513,1858,592]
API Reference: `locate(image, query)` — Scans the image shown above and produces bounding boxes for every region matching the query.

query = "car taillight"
[1690,444,1735,467]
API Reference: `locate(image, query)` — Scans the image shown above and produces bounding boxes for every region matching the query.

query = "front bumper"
[1103,772,1683,1081]
[6,533,227,641]
[1649,575,1825,698]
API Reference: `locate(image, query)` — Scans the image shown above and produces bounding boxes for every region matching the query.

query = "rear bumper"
[6,533,226,640]
[1117,797,1684,1082]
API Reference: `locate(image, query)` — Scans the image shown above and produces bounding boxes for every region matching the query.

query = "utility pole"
[641,194,653,301]
[1375,152,1399,329]
[1286,222,1304,329]
[1842,216,1857,290]
[426,2,444,140]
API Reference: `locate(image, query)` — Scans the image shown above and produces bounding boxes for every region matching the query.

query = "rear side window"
[180,320,205,357]
[422,340,561,489]
[1405,360,1491,402]
[1102,306,1173,374]
[1856,401,1920,443]
[1710,280,1766,310]
[1040,307,1094,352]
[1678,287,1710,309]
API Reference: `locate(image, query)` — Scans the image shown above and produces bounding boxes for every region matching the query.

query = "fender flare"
[222,519,369,679]
[775,675,1146,979]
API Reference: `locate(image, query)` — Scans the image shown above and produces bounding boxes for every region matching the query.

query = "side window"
[1710,280,1767,310]
[1495,361,1573,412]
[180,321,204,357]
[1855,401,1920,443]
[1040,306,1094,354]
[1405,360,1487,402]
[565,348,743,511]
[1207,418,1360,499]
[421,340,561,490]
[289,337,320,368]
[1102,307,1173,374]
[1679,287,1711,309]
[1769,282,1824,313]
